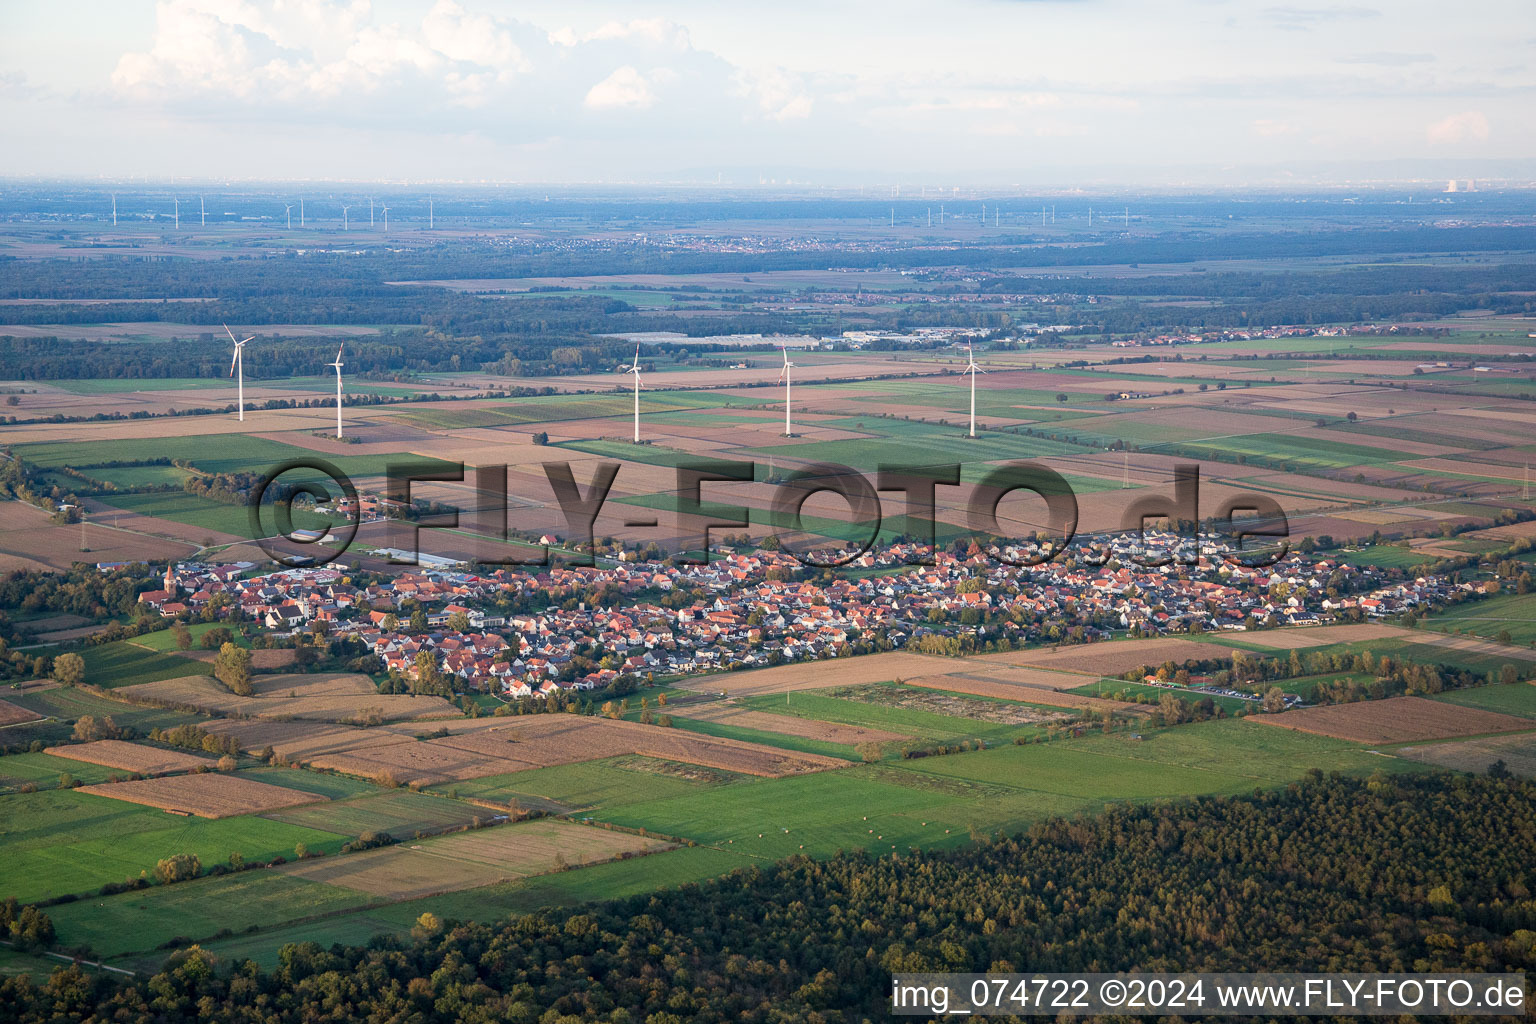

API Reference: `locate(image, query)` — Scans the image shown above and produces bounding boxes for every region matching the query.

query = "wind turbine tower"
[964,343,985,438]
[327,343,345,438]
[173,197,180,230]
[200,196,206,227]
[369,197,375,227]
[285,204,293,230]
[342,205,351,231]
[111,194,117,227]
[779,346,799,436]
[382,205,391,232]
[224,324,254,422]
[620,347,645,442]
[300,198,305,228]
[428,197,434,230]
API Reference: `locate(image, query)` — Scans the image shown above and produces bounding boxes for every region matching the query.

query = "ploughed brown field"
[1252,695,1536,744]
[669,704,910,744]
[0,499,195,572]
[44,739,214,775]
[0,698,42,726]
[77,773,325,818]
[675,652,965,696]
[277,819,671,901]
[1233,624,1417,650]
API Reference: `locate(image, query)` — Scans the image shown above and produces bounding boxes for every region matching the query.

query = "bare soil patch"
[1253,695,1535,744]
[676,652,961,696]
[0,698,42,726]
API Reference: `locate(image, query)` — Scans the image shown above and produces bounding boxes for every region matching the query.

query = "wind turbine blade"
[223,323,238,345]
[230,349,239,376]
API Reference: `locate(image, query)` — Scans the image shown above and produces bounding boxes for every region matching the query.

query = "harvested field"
[676,652,961,696]
[1394,734,1536,778]
[119,674,460,723]
[1235,624,1417,650]
[77,773,325,818]
[278,818,670,900]
[43,739,213,775]
[305,740,538,787]
[1253,695,1536,744]
[199,719,412,760]
[173,648,298,670]
[974,638,1240,676]
[1412,632,1536,664]
[670,705,909,744]
[0,698,42,726]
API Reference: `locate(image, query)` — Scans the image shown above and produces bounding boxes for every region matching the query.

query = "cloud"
[1252,118,1297,136]
[1426,110,1490,144]
[1338,51,1433,66]
[1262,5,1379,30]
[584,66,657,110]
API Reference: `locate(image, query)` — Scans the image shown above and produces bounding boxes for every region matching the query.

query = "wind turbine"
[284,204,293,229]
[342,204,351,231]
[326,343,345,438]
[382,205,391,232]
[619,346,644,442]
[300,198,305,228]
[427,197,434,230]
[173,197,180,230]
[111,194,117,227]
[224,324,254,422]
[200,195,206,227]
[964,343,985,438]
[778,345,798,436]
[369,197,375,228]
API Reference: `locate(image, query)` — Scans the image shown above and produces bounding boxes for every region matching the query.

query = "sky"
[0,0,1532,185]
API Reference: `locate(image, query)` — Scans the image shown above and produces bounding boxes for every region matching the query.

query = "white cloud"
[421,0,528,73]
[584,66,656,110]
[1426,110,1489,144]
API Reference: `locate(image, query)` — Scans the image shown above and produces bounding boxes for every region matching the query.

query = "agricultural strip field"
[0,788,348,903]
[1252,695,1536,744]
[0,698,41,726]
[260,789,487,837]
[1420,593,1536,645]
[43,740,214,775]
[118,673,461,723]
[735,685,1072,743]
[77,773,327,818]
[664,703,909,745]
[79,643,215,689]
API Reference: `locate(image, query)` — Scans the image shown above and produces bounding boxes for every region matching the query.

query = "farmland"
[1253,695,1536,744]
[77,773,327,818]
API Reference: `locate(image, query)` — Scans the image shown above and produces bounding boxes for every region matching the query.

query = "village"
[140,532,1463,698]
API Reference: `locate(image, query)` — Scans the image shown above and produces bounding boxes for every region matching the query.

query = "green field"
[0,686,205,747]
[47,870,372,960]
[1331,546,1439,569]
[79,641,211,689]
[1433,682,1536,719]
[737,686,1051,743]
[1422,592,1536,645]
[436,757,732,813]
[0,788,348,903]
[128,622,249,652]
[261,789,484,837]
[0,752,122,792]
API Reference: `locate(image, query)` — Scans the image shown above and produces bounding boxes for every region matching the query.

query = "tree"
[381,613,399,631]
[154,853,201,884]
[1055,393,1069,404]
[1346,411,1358,422]
[171,622,193,650]
[447,611,471,632]
[532,431,549,446]
[1261,686,1288,713]
[50,652,84,687]
[200,626,235,650]
[216,754,237,772]
[214,642,252,696]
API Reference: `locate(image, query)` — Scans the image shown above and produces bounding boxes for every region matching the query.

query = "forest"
[3,773,1531,1023]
